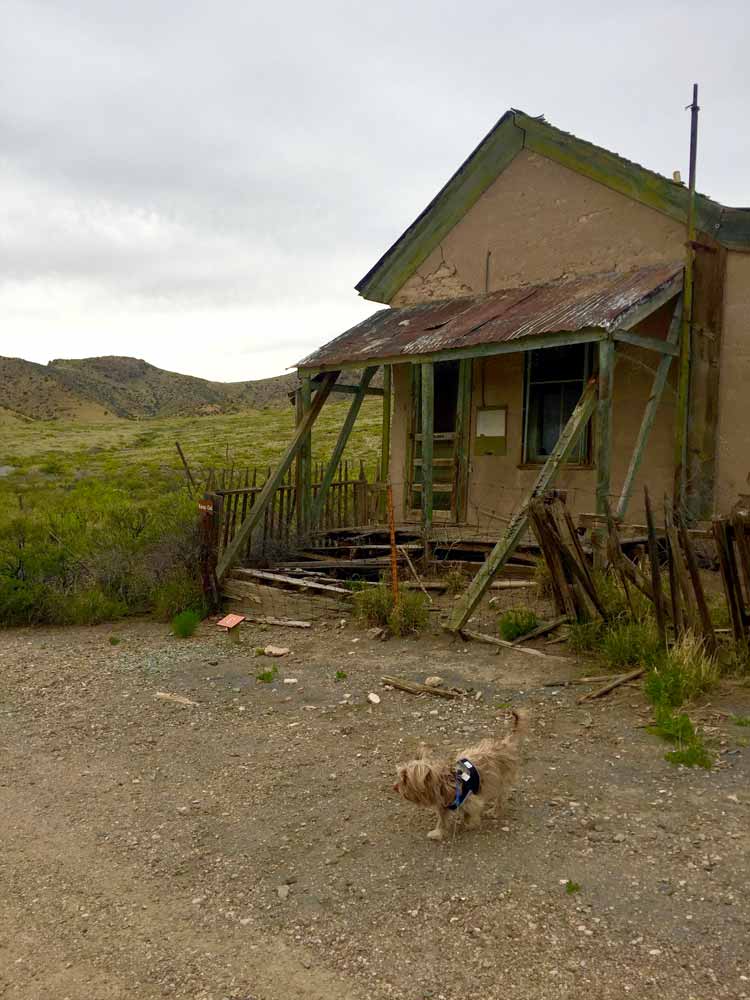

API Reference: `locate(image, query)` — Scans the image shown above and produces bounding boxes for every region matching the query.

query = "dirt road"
[1,618,749,999]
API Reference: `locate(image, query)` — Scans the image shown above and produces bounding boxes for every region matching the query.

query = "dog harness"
[448,757,480,811]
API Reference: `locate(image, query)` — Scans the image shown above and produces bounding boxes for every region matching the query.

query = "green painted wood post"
[379,365,392,519]
[310,367,377,527]
[616,295,683,520]
[217,372,337,579]
[596,339,615,517]
[299,375,312,535]
[421,362,434,536]
[454,359,473,523]
[447,377,598,633]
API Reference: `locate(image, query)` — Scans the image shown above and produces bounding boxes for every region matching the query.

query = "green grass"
[731,714,750,727]
[0,400,381,627]
[601,620,663,669]
[352,583,429,636]
[256,665,278,683]
[335,670,348,681]
[171,609,201,638]
[498,607,539,642]
[564,880,581,895]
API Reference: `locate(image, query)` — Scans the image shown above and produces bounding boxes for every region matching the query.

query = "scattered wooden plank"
[577,668,645,703]
[461,629,564,659]
[381,675,467,699]
[245,616,312,628]
[543,673,623,687]
[399,545,433,602]
[510,615,569,646]
[232,567,352,597]
[644,487,667,648]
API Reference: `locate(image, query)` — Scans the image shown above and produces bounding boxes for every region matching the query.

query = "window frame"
[521,343,593,466]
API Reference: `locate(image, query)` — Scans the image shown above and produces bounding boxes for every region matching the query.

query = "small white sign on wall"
[476,407,507,438]
[475,406,508,456]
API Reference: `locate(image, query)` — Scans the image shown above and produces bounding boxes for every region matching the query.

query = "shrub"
[388,591,429,637]
[649,706,713,769]
[643,632,717,770]
[601,620,662,670]
[443,568,467,595]
[171,609,201,638]
[567,619,605,654]
[353,584,394,628]
[152,568,206,622]
[644,632,719,707]
[498,607,539,642]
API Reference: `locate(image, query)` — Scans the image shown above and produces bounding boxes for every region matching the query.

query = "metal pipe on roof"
[674,83,700,514]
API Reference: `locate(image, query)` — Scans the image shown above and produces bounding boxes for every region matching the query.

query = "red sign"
[198,499,214,513]
[217,613,245,630]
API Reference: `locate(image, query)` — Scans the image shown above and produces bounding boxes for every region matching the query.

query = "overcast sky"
[1,1,748,383]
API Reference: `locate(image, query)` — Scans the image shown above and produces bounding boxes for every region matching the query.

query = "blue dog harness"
[448,757,480,811]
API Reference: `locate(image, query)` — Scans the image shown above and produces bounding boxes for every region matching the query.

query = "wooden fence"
[199,459,384,563]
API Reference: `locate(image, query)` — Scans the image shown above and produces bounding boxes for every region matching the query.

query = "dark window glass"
[524,344,591,463]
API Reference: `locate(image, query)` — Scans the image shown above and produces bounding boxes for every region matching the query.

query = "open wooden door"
[408,359,471,523]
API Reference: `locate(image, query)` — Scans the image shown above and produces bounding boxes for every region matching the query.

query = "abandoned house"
[216,107,750,630]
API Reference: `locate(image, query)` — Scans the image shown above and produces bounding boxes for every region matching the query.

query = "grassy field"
[0,399,382,626]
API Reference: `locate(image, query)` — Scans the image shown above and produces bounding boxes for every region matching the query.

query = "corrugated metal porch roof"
[298,262,683,371]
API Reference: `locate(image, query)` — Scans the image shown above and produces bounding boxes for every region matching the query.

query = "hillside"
[0,355,298,420]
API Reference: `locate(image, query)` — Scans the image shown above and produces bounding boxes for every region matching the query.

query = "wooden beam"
[612,330,679,356]
[310,367,377,527]
[447,377,598,632]
[217,373,337,579]
[380,365,392,487]
[454,359,473,522]
[301,328,608,376]
[421,362,434,534]
[329,383,384,397]
[614,272,683,330]
[616,295,682,519]
[297,375,312,535]
[596,340,615,517]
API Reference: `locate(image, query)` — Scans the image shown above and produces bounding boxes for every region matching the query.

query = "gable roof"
[301,262,682,372]
[356,109,750,304]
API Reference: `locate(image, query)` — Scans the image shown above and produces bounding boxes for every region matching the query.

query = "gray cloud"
[1,0,748,379]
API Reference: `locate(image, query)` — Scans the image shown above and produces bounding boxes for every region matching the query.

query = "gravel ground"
[1,615,749,1000]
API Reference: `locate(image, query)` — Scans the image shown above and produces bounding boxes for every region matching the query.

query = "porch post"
[421,361,434,535]
[454,359,473,523]
[298,374,312,535]
[310,367,377,527]
[595,339,615,517]
[616,295,683,520]
[379,365,392,517]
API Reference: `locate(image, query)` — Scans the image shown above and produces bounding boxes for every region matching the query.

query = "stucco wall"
[386,148,684,525]
[468,340,675,526]
[715,252,750,513]
[391,148,686,307]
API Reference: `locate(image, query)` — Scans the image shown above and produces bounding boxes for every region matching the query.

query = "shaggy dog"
[393,709,529,840]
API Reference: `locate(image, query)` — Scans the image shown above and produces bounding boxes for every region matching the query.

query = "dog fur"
[393,709,529,840]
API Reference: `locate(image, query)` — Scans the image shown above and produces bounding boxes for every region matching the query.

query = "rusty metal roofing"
[299,262,683,370]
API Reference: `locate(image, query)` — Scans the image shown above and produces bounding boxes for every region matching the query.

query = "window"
[523,344,592,464]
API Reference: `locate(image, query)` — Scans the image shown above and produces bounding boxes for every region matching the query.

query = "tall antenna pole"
[674,83,699,514]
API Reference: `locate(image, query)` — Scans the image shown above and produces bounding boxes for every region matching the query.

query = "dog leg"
[463,797,485,830]
[427,808,450,840]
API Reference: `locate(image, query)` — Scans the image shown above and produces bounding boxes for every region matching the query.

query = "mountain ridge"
[0,355,299,420]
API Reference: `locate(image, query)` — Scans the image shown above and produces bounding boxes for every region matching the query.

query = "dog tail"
[508,708,529,747]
